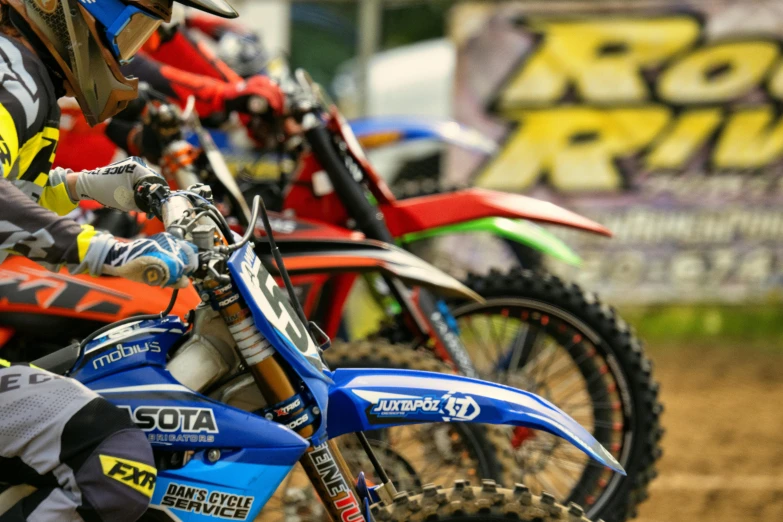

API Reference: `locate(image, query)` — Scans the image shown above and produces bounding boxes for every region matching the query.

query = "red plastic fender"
[380,188,612,238]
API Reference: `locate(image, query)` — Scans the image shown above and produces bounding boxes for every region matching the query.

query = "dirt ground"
[257,342,783,522]
[636,344,783,522]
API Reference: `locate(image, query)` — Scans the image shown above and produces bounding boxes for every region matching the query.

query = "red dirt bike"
[0,77,659,522]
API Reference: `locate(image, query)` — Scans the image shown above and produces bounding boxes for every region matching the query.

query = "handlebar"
[134,179,262,252]
[161,194,196,238]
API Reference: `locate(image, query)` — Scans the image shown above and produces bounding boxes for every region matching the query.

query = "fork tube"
[299,440,367,522]
[206,280,314,437]
[207,281,365,521]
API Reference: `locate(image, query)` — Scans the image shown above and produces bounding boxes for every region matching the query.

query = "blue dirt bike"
[28,183,622,522]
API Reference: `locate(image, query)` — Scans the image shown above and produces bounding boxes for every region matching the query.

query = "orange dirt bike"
[0,77,659,522]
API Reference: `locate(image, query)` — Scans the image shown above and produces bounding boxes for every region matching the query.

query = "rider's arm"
[121,54,284,122]
[122,54,237,118]
[0,99,94,267]
[0,177,95,268]
[141,25,241,83]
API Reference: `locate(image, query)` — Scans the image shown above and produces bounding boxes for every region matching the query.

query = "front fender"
[350,117,497,155]
[327,368,624,474]
[399,217,582,266]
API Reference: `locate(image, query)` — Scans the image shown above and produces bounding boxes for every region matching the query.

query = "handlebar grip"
[134,177,168,216]
[134,180,154,214]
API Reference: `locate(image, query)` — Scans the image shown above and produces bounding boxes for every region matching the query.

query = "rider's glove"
[73,157,164,212]
[83,232,198,288]
[222,75,285,117]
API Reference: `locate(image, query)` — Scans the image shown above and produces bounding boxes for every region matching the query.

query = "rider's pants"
[0,362,155,522]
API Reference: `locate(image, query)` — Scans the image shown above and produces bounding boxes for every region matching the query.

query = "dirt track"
[637,344,783,522]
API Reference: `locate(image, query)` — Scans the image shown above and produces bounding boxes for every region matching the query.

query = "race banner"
[449,0,783,303]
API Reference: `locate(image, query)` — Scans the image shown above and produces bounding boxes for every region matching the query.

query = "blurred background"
[228,1,783,520]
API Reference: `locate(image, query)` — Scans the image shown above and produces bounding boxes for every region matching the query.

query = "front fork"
[413,288,479,379]
[367,273,479,378]
[202,280,369,522]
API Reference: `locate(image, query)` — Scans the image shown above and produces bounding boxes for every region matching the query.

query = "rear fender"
[258,238,482,301]
[0,257,199,321]
[327,368,624,474]
[399,217,582,266]
[382,188,612,238]
[350,117,497,156]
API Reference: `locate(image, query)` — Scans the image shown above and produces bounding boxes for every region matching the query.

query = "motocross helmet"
[5,0,237,125]
[217,30,269,78]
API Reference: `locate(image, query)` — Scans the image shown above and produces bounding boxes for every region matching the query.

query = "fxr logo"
[99,455,156,498]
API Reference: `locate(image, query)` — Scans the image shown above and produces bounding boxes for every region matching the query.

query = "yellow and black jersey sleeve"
[0,35,91,267]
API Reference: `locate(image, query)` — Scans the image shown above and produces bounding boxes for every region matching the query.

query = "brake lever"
[134,180,170,218]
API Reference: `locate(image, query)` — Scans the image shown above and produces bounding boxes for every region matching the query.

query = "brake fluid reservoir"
[168,336,230,392]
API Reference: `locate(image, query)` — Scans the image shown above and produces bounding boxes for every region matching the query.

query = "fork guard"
[326,367,625,475]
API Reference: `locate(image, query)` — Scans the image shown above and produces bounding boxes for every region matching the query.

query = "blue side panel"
[86,365,309,460]
[327,368,625,474]
[150,449,293,521]
[228,244,332,443]
[71,316,185,383]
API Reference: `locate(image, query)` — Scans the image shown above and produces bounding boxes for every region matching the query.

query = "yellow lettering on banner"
[714,107,783,168]
[646,109,722,169]
[658,41,779,104]
[766,59,783,99]
[497,17,699,108]
[477,107,670,191]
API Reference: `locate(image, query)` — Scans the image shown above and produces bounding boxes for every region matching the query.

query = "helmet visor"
[87,2,162,64]
[113,10,161,62]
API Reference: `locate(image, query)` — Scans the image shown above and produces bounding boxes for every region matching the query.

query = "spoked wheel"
[450,268,662,522]
[258,342,511,522]
[339,422,498,494]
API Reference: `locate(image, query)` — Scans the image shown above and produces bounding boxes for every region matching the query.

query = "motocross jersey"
[0,35,94,268]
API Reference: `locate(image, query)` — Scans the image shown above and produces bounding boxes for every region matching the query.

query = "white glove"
[83,232,198,288]
[74,157,164,212]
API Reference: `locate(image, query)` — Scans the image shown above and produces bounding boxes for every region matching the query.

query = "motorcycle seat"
[32,343,80,376]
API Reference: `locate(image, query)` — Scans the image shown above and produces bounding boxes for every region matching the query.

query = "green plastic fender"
[398,217,582,266]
